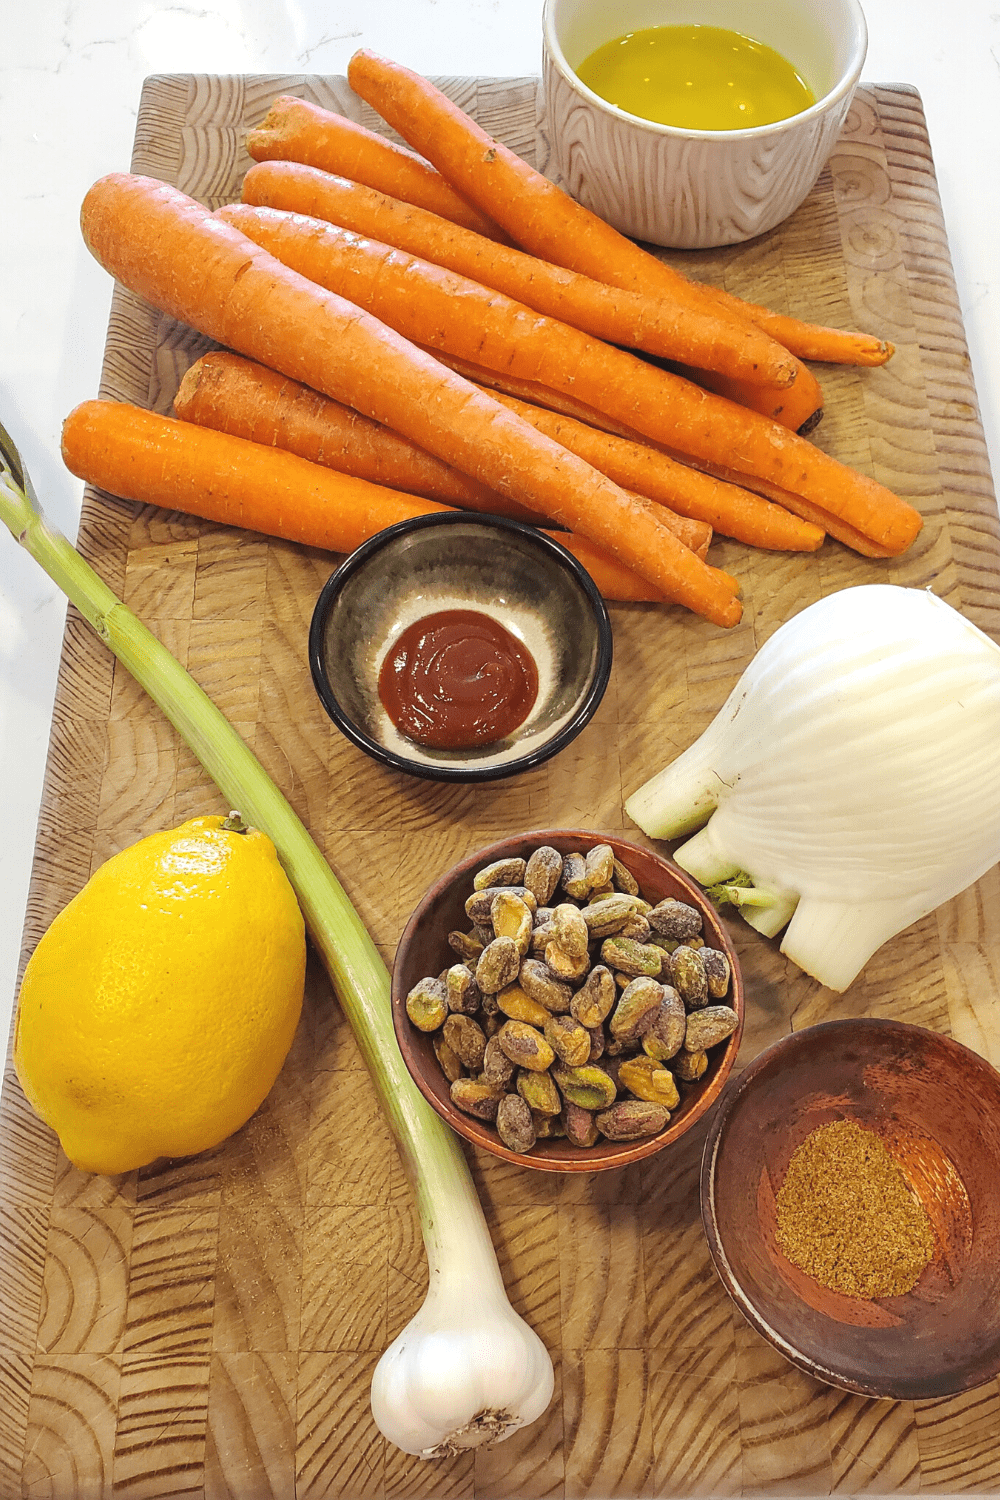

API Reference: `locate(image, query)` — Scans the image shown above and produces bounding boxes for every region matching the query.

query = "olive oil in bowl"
[576,24,816,131]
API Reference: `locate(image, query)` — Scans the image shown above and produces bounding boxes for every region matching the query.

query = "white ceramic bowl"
[542,0,867,248]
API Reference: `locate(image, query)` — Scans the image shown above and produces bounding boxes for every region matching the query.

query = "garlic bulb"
[625,585,1000,991]
[370,1175,553,1456]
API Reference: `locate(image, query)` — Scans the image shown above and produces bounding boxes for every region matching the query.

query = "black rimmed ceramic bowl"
[309,513,613,782]
[701,1018,1000,1399]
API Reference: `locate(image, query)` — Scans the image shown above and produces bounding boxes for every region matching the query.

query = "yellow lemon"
[14,813,306,1175]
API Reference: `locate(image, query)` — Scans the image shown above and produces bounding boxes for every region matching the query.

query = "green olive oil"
[575,24,816,131]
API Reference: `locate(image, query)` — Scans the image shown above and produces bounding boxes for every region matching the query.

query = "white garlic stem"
[370,1138,553,1457]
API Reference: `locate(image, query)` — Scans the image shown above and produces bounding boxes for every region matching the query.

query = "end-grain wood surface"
[2,73,1000,1499]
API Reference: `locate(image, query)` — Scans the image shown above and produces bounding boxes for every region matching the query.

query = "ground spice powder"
[774,1119,934,1299]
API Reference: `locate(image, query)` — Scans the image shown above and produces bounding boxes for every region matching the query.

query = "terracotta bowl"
[701,1018,1000,1399]
[391,830,744,1172]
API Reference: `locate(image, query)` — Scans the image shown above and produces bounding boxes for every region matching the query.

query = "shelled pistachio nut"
[685,1006,739,1052]
[496,1092,536,1153]
[553,1063,617,1110]
[451,1077,504,1121]
[474,856,527,891]
[497,1020,555,1072]
[594,1100,670,1141]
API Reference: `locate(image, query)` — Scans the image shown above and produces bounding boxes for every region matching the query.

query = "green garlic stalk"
[0,420,553,1456]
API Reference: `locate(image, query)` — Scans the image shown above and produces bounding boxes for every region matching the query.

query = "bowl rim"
[700,1015,1000,1399]
[391,828,745,1172]
[308,512,614,784]
[541,0,868,142]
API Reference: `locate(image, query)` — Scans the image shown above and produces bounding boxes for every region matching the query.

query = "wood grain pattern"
[2,74,1000,1497]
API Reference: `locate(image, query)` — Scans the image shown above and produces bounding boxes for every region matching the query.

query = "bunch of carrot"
[235,57,919,558]
[72,174,742,625]
[64,52,923,633]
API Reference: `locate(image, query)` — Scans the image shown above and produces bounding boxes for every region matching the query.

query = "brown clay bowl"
[391,830,744,1172]
[701,1018,1000,1399]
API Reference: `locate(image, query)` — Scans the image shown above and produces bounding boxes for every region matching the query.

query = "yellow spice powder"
[774,1119,934,1299]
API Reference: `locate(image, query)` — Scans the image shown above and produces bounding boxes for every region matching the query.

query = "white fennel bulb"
[625,585,1000,991]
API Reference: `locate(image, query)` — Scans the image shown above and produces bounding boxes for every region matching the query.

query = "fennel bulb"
[625,585,1000,992]
[0,419,553,1457]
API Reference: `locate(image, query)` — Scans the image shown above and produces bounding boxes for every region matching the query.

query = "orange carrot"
[174,350,524,513]
[215,201,920,558]
[61,399,674,603]
[343,57,780,334]
[695,285,896,366]
[246,95,510,244]
[680,360,825,434]
[243,81,831,429]
[424,351,899,560]
[545,536,667,602]
[659,455,890,557]
[475,387,825,553]
[239,159,796,391]
[175,351,713,559]
[80,176,740,625]
[322,61,734,312]
[63,399,446,546]
[344,49,827,430]
[345,53,895,372]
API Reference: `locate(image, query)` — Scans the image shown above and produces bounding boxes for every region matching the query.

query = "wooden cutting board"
[3,73,1000,1499]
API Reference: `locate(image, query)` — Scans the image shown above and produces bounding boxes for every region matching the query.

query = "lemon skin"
[13,815,306,1175]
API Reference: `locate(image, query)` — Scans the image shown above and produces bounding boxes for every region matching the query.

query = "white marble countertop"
[2,0,999,1057]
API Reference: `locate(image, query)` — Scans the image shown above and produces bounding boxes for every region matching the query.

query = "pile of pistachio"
[404,842,739,1156]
